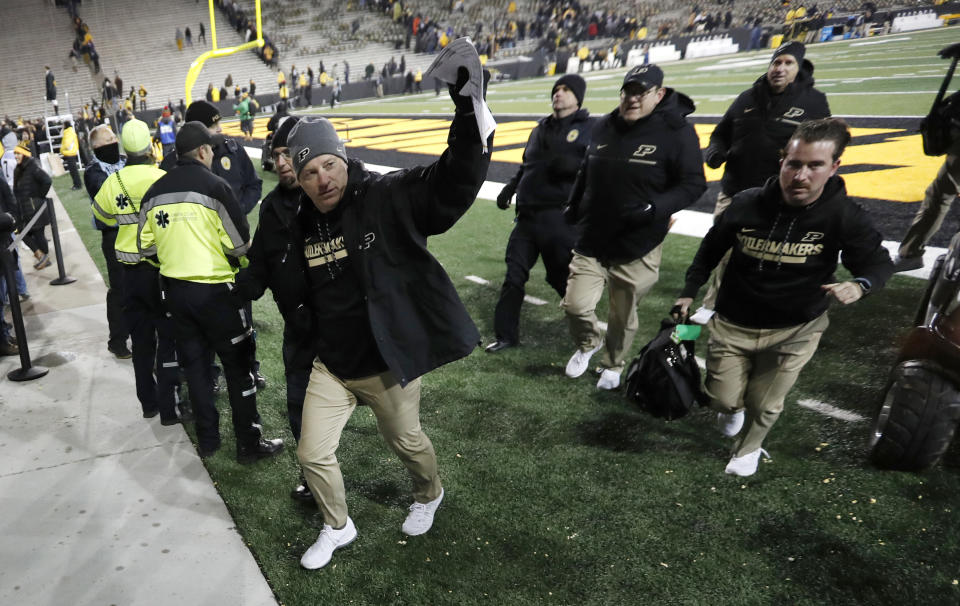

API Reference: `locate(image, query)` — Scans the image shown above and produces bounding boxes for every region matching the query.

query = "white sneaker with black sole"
[402,488,444,536]
[300,516,358,569]
[565,344,602,378]
[717,410,745,437]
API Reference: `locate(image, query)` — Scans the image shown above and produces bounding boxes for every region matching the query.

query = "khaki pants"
[561,248,661,372]
[297,361,442,528]
[899,152,960,259]
[702,191,734,310]
[705,313,829,457]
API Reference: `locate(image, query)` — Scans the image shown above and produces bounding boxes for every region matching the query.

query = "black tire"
[870,362,960,471]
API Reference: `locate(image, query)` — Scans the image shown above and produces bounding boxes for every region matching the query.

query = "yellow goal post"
[184,0,264,105]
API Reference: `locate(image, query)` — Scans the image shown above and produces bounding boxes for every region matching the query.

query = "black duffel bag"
[624,319,708,420]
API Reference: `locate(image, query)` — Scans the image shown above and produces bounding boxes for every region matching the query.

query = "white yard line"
[797,398,868,423]
[464,275,547,305]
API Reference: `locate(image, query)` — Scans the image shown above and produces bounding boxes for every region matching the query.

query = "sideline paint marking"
[797,399,868,423]
[464,275,547,305]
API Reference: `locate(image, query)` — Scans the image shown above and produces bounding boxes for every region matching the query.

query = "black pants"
[282,329,314,442]
[122,265,179,421]
[63,155,81,188]
[100,229,128,349]
[493,207,577,344]
[163,278,261,451]
[22,226,48,255]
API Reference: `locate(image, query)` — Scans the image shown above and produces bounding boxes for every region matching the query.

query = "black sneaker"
[108,342,133,359]
[198,443,221,459]
[484,340,516,353]
[255,370,267,390]
[143,408,160,419]
[237,437,284,464]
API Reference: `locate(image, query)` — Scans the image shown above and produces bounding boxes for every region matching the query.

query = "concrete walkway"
[0,193,277,606]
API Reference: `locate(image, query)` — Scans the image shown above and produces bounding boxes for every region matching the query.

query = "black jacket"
[238,182,312,338]
[709,61,831,196]
[13,157,52,227]
[502,109,596,209]
[680,176,894,329]
[567,90,707,262]
[161,137,262,214]
[281,113,491,386]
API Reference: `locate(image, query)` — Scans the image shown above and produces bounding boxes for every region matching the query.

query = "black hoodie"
[709,59,831,196]
[681,176,893,329]
[567,89,707,262]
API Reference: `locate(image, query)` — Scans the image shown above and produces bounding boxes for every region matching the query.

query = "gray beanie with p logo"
[287,117,347,176]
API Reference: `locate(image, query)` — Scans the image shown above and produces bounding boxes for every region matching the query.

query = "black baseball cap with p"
[621,64,664,94]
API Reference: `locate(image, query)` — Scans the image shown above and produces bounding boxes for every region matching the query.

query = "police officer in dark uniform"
[160,100,262,214]
[485,74,594,353]
[161,100,267,389]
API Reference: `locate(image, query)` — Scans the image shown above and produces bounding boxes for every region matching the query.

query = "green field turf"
[55,136,960,606]
[310,26,959,118]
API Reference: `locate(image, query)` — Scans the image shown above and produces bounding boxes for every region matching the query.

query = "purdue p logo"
[297,147,311,164]
[633,144,657,157]
[783,107,805,119]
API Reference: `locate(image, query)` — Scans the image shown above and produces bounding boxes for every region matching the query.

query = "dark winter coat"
[45,72,57,101]
[502,109,596,209]
[567,90,707,262]
[708,60,831,196]
[278,113,491,386]
[13,157,52,228]
[238,182,312,340]
[681,176,893,328]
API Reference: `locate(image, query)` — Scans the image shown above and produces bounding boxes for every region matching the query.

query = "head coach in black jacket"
[284,66,493,571]
[675,118,893,478]
[698,42,831,311]
[485,73,596,353]
[561,64,707,391]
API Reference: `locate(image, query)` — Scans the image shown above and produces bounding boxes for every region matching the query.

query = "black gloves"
[448,67,490,114]
[496,185,514,210]
[704,144,726,169]
[624,202,656,227]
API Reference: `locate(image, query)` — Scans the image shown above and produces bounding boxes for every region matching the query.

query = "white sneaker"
[300,517,358,570]
[596,368,621,390]
[724,448,770,477]
[565,344,602,378]
[402,488,444,536]
[717,410,745,437]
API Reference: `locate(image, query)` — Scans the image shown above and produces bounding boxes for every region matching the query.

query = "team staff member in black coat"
[289,67,492,570]
[675,118,893,477]
[486,74,594,353]
[561,64,706,391]
[236,115,315,502]
[699,42,830,311]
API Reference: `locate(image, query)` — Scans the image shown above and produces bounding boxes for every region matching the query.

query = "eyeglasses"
[271,149,291,163]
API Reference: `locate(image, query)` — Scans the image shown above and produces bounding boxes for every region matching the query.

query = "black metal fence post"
[45,196,76,286]
[0,212,49,381]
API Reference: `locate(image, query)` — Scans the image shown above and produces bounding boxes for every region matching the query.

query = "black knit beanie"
[552,74,586,107]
